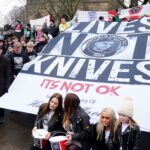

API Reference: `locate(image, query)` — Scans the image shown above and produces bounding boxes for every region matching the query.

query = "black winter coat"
[69,107,92,150]
[48,25,59,38]
[9,52,29,76]
[115,124,140,150]
[92,123,116,150]
[34,103,64,134]
[0,55,10,96]
[31,103,64,150]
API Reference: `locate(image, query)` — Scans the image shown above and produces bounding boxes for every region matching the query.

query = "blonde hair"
[96,107,116,141]
[27,41,34,47]
[14,41,22,48]
[114,117,138,134]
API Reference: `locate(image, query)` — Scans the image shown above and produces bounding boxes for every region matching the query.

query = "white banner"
[77,10,116,22]
[30,15,51,27]
[77,4,150,22]
[0,70,150,132]
[0,18,150,132]
[120,4,150,19]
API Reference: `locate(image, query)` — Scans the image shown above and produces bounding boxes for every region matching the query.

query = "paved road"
[0,110,36,150]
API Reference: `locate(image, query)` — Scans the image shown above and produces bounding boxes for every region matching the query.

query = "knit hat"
[118,97,134,118]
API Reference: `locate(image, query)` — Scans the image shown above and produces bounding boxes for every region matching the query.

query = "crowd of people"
[0,15,76,123]
[30,93,140,150]
[1,15,74,55]
[0,12,143,150]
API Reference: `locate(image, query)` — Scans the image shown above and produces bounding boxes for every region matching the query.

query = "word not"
[40,79,121,96]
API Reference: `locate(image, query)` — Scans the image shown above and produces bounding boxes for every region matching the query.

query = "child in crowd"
[8,41,29,79]
[11,35,19,44]
[26,41,37,61]
[114,97,141,150]
[92,107,117,150]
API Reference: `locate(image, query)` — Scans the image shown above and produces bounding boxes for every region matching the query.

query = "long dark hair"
[63,93,80,129]
[38,93,63,118]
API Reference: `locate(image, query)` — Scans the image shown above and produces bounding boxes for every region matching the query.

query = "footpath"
[0,110,36,150]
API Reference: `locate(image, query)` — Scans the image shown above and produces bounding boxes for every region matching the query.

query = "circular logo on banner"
[129,6,143,15]
[81,35,128,58]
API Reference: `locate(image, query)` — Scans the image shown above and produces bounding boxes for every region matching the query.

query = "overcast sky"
[0,0,26,27]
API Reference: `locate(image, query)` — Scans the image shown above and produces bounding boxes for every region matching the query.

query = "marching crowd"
[0,15,74,123]
[0,13,143,150]
[1,16,73,55]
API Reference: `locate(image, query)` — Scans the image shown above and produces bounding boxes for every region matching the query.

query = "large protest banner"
[0,17,150,133]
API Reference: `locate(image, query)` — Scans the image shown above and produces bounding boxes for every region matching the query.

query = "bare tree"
[45,0,80,20]
[117,0,150,8]
[5,6,25,26]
